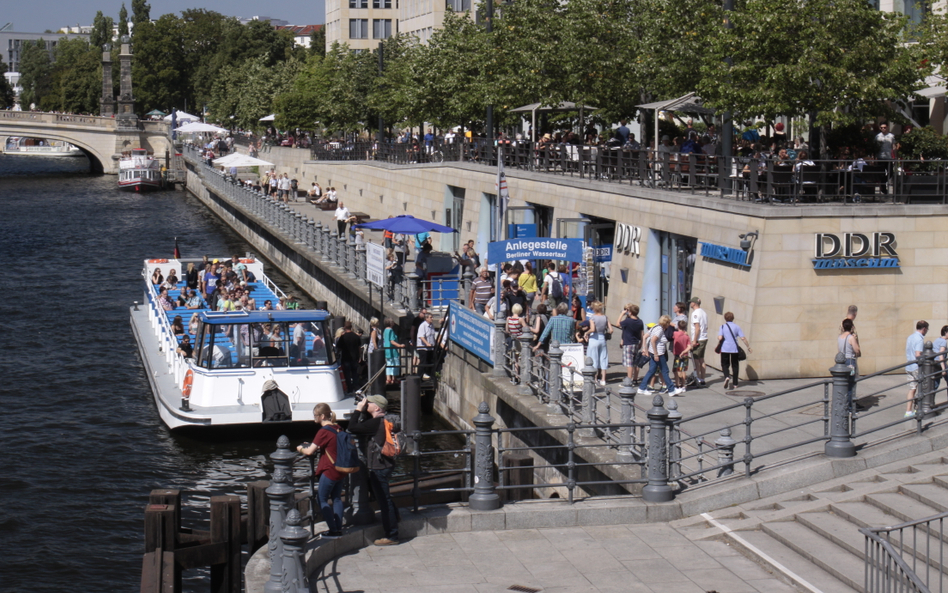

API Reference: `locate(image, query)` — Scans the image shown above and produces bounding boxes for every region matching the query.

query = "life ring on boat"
[148,258,169,264]
[182,370,194,398]
[239,258,255,263]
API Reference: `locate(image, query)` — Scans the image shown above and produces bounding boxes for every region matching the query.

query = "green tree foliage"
[91,12,114,50]
[47,37,100,113]
[310,27,326,58]
[0,57,15,108]
[209,54,303,129]
[18,40,53,110]
[118,4,129,38]
[367,35,424,129]
[698,0,924,127]
[131,14,187,114]
[131,0,151,29]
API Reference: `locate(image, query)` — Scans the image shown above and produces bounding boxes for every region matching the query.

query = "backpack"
[549,274,563,299]
[323,425,360,473]
[380,417,404,459]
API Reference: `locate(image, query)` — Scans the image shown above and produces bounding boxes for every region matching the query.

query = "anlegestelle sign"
[487,238,585,264]
[812,232,899,269]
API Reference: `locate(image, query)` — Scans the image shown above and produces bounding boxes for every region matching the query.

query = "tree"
[48,37,100,113]
[18,40,53,109]
[697,0,925,150]
[309,27,326,58]
[131,14,187,114]
[131,0,151,29]
[90,11,114,50]
[118,4,129,38]
[367,35,425,130]
[0,58,15,108]
[209,54,303,129]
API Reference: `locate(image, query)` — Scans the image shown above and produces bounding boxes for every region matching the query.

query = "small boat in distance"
[3,136,83,157]
[130,256,354,431]
[118,148,163,191]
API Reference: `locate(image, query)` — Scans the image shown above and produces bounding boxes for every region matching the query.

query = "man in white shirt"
[689,297,709,388]
[416,312,436,379]
[335,202,353,236]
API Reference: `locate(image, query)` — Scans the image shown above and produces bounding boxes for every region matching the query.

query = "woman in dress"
[586,301,613,386]
[838,318,861,407]
[718,312,752,389]
[382,318,404,385]
[367,317,380,356]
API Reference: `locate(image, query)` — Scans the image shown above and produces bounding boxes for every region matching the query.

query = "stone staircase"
[677,451,948,592]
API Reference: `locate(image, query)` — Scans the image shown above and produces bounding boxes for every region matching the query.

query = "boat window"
[194,318,335,369]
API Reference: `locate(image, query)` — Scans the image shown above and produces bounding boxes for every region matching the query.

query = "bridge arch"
[0,129,108,172]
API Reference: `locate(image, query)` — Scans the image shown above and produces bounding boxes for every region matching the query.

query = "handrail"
[860,511,948,593]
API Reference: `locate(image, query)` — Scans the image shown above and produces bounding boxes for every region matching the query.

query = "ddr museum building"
[293,153,942,381]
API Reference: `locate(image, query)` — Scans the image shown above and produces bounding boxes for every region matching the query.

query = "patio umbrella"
[175,122,229,134]
[164,110,199,123]
[355,215,457,234]
[146,109,166,118]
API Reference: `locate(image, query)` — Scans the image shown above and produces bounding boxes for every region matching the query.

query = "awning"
[509,102,599,142]
[636,93,715,150]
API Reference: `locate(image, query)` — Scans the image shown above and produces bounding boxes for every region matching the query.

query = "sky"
[3,0,326,34]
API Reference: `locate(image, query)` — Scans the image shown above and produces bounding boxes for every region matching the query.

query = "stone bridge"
[0,111,172,174]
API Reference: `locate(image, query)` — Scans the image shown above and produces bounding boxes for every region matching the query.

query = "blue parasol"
[355,215,457,234]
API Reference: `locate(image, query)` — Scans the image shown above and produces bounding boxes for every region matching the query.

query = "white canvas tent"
[175,122,228,134]
[164,111,200,123]
[212,153,274,168]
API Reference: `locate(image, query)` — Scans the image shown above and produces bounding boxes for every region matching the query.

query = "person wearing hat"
[348,395,400,546]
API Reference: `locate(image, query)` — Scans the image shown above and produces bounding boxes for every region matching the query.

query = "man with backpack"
[541,261,563,308]
[348,394,400,545]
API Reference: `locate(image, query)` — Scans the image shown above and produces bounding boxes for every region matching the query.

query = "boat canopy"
[197,310,331,325]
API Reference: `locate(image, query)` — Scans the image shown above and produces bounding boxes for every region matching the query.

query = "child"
[673,320,693,391]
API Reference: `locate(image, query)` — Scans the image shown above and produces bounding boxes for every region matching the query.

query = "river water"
[0,155,457,591]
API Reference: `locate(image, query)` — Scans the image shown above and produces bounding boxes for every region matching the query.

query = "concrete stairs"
[675,451,948,592]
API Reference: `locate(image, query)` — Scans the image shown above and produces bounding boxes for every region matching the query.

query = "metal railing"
[183,146,474,315]
[862,511,948,593]
[308,138,948,206]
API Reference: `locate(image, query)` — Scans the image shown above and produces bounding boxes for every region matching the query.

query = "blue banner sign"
[508,223,537,239]
[592,244,613,263]
[488,238,585,264]
[699,242,750,267]
[449,302,494,363]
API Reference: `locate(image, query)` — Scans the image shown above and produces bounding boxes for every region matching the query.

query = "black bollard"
[369,349,386,395]
[401,376,421,436]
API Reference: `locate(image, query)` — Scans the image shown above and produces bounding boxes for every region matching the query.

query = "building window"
[372,19,392,39]
[446,0,471,11]
[349,0,368,8]
[373,0,392,7]
[349,19,369,39]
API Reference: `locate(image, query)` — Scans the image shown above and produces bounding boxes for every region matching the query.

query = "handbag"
[633,351,649,368]
[725,322,747,361]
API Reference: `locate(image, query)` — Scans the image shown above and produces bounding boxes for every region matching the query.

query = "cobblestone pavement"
[311,524,799,593]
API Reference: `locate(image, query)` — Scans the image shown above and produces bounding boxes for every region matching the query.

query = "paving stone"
[653,544,721,569]
[620,558,693,583]
[682,567,762,592]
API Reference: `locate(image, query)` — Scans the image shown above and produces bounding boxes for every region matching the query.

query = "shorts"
[692,340,708,359]
[907,368,920,390]
[675,356,690,371]
[622,342,640,367]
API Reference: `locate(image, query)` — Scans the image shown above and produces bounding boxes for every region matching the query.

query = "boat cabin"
[193,310,335,369]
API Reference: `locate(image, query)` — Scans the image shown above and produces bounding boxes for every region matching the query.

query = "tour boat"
[130,257,354,431]
[3,136,83,157]
[118,148,164,191]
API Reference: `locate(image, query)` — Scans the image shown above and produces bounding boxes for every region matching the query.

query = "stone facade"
[256,146,948,379]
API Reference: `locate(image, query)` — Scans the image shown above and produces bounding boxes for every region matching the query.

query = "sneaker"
[905,410,916,419]
[698,381,708,388]
[723,377,731,389]
[669,388,683,397]
[598,379,606,387]
[733,381,739,388]
[321,530,342,540]
[374,537,399,546]
[422,374,431,380]
[636,388,649,396]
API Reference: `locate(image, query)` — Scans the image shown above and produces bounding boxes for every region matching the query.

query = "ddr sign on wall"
[448,302,494,363]
[487,238,585,264]
[812,232,899,269]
